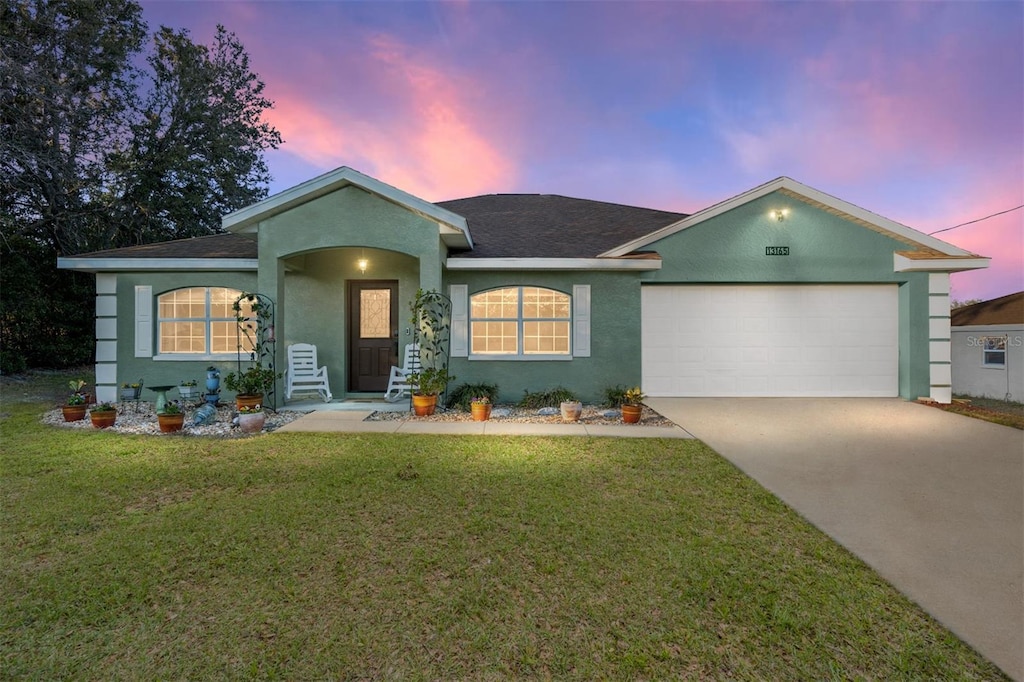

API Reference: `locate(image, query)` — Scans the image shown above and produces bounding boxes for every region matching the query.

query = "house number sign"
[765,246,790,256]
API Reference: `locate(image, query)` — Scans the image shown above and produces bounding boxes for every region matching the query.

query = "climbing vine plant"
[231,292,277,410]
[409,289,454,398]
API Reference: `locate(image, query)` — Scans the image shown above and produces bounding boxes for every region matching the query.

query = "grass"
[930,395,1024,430]
[1,401,1008,680]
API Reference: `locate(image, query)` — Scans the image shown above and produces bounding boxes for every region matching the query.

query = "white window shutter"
[572,284,591,357]
[450,284,468,357]
[134,285,153,357]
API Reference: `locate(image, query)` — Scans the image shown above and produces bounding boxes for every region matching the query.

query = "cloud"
[260,31,517,200]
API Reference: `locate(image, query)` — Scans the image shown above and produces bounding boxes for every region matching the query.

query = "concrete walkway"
[275,408,693,439]
[647,397,1023,681]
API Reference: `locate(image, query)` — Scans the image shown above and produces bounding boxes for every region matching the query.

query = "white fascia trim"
[222,166,473,249]
[445,257,662,271]
[893,254,991,273]
[600,176,975,258]
[57,257,258,272]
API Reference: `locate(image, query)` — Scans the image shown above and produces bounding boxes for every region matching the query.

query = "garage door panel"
[642,285,898,397]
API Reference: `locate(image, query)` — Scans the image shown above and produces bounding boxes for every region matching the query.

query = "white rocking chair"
[285,343,333,402]
[384,343,421,402]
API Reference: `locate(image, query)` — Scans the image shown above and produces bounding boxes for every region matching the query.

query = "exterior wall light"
[772,209,788,222]
[357,258,369,273]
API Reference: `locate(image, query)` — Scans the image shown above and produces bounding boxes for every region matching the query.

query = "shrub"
[518,386,577,409]
[603,385,629,408]
[447,383,499,411]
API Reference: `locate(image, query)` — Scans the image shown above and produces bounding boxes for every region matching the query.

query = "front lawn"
[1,403,1006,680]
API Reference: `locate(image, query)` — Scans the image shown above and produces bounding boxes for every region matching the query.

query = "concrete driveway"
[646,397,1023,681]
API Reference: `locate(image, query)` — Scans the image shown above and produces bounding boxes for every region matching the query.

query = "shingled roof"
[69,233,257,260]
[951,291,1024,326]
[437,194,687,258]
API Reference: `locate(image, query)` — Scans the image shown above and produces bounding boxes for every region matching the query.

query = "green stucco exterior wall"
[113,271,257,393]
[444,271,640,404]
[103,187,936,405]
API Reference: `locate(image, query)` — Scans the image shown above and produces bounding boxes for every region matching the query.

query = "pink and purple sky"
[142,0,1023,302]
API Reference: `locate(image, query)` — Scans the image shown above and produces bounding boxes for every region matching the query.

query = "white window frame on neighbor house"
[982,336,1007,368]
[469,286,573,360]
[154,287,254,360]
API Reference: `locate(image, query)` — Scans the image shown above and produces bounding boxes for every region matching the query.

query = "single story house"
[58,166,990,406]
[951,291,1023,401]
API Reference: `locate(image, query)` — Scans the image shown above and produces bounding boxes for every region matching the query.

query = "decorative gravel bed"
[41,402,302,437]
[367,404,676,427]
[42,402,675,436]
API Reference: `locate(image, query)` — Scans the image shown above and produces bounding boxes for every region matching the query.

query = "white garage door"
[641,285,898,397]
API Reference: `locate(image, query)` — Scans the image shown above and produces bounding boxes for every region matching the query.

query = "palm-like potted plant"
[621,386,646,424]
[157,401,185,433]
[89,402,117,429]
[62,380,89,422]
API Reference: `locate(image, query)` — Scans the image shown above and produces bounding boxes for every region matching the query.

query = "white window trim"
[156,287,249,357]
[469,286,573,360]
[154,353,239,362]
[982,336,1007,369]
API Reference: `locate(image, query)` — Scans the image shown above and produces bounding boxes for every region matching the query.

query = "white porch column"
[928,273,952,404]
[94,274,118,404]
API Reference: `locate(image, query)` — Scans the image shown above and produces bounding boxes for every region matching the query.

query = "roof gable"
[223,166,472,249]
[600,177,982,264]
[951,291,1024,326]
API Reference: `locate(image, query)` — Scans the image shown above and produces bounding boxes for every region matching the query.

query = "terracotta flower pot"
[471,403,491,421]
[235,394,263,411]
[90,409,117,429]
[621,404,642,424]
[412,394,437,417]
[158,413,185,433]
[560,401,582,422]
[62,404,87,422]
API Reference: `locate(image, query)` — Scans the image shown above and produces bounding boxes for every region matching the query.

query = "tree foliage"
[0,0,282,372]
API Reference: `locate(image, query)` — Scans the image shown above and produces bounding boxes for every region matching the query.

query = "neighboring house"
[58,166,990,406]
[951,292,1024,401]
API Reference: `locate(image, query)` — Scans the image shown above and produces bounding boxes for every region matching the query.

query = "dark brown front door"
[348,280,399,392]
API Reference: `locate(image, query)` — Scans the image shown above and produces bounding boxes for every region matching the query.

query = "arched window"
[157,287,254,355]
[470,286,571,357]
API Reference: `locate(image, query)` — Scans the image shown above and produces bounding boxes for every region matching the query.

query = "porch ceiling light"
[357,257,369,273]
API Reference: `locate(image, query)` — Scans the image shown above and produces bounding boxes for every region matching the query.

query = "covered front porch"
[218,167,471,406]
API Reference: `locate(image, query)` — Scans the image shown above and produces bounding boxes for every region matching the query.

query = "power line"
[928,205,1024,235]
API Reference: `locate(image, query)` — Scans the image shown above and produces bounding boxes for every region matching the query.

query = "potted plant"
[237,403,266,433]
[224,366,279,410]
[89,402,117,429]
[560,400,583,422]
[407,289,455,417]
[178,380,198,401]
[120,380,142,401]
[157,401,185,433]
[621,386,646,424]
[408,367,456,416]
[470,395,492,421]
[62,380,88,422]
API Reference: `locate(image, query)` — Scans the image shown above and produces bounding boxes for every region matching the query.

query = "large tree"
[0,0,281,372]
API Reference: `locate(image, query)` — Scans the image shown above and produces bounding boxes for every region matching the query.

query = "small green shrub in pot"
[224,366,279,396]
